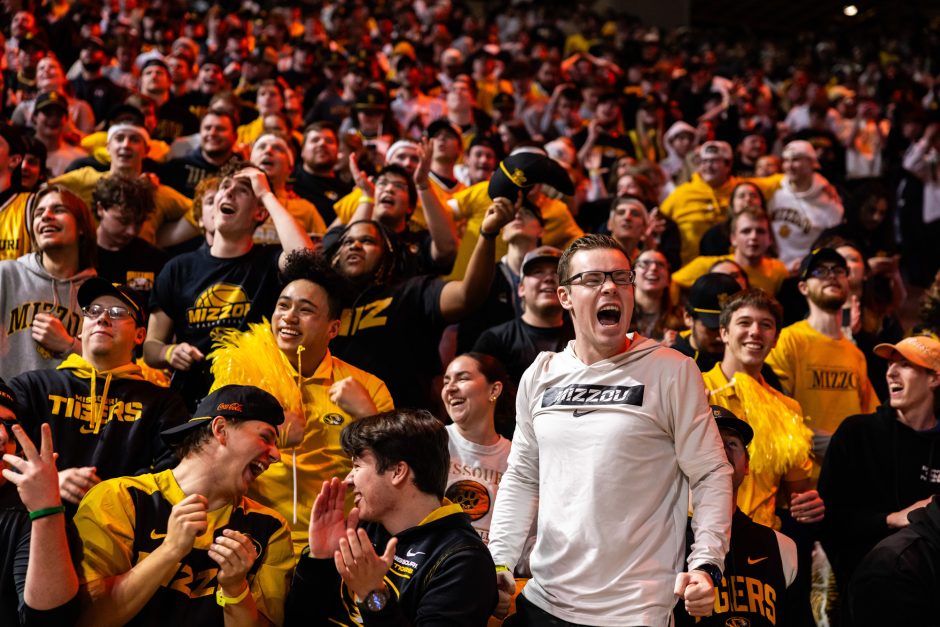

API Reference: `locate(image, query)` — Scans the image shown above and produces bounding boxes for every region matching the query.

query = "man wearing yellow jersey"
[247,250,393,555]
[703,289,821,529]
[766,248,878,463]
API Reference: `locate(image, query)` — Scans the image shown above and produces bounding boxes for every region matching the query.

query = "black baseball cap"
[798,247,848,281]
[77,278,147,327]
[140,57,170,74]
[489,150,574,201]
[0,124,26,157]
[35,91,69,115]
[711,405,753,447]
[160,385,285,444]
[687,273,742,328]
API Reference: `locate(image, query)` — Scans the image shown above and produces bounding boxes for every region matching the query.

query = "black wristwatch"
[694,563,723,587]
[358,586,390,612]
[479,227,499,240]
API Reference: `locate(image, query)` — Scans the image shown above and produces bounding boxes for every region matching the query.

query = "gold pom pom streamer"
[716,372,813,477]
[207,319,303,413]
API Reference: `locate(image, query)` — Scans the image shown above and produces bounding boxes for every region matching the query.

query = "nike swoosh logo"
[747,556,768,565]
[150,530,168,540]
[406,549,425,557]
[573,409,597,417]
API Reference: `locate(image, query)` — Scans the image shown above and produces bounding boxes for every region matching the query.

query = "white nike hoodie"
[488,335,733,626]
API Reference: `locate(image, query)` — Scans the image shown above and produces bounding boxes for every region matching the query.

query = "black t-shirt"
[176,90,214,123]
[456,261,518,354]
[330,275,446,409]
[572,126,637,172]
[153,98,201,143]
[96,238,169,299]
[70,74,127,123]
[474,317,575,384]
[290,166,352,226]
[158,149,237,199]
[150,243,284,408]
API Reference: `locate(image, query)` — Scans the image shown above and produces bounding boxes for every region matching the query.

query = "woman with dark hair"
[0,185,98,380]
[15,134,48,191]
[442,352,515,542]
[631,249,682,341]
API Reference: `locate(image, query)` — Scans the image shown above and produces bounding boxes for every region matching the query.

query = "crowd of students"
[1,1,940,625]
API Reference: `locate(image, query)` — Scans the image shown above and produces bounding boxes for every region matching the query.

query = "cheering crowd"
[1,1,940,626]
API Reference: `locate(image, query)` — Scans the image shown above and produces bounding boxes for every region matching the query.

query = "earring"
[489,395,497,403]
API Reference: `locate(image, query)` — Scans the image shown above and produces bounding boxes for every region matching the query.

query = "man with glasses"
[9,278,188,512]
[488,234,733,625]
[767,247,877,464]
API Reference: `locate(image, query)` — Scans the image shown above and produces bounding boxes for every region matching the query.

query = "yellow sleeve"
[540,197,584,250]
[51,168,97,208]
[155,185,196,224]
[250,518,294,626]
[334,188,363,224]
[746,173,784,199]
[370,376,395,412]
[765,329,797,396]
[672,256,718,290]
[73,480,138,593]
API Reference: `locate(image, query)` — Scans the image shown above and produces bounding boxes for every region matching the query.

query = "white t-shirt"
[445,424,511,544]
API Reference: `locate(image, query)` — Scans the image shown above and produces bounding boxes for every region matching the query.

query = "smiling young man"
[73,384,293,627]
[145,163,315,409]
[285,409,497,625]
[159,111,241,199]
[703,289,819,530]
[487,234,733,625]
[819,335,940,605]
[0,186,97,381]
[244,250,393,556]
[9,278,188,512]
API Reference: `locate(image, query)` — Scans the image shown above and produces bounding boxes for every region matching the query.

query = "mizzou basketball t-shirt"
[151,243,283,408]
[445,424,511,544]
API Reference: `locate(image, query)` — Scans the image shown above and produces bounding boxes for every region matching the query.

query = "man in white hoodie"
[767,140,844,270]
[488,234,733,625]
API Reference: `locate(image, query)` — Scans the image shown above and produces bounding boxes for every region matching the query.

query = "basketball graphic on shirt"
[187,283,253,326]
[445,480,491,521]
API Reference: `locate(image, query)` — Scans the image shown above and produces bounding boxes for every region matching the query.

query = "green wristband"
[29,505,66,521]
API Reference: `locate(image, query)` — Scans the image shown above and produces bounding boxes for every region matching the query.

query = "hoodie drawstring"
[292,345,305,525]
[89,368,114,435]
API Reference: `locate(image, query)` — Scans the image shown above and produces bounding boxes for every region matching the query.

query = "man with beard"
[767,248,877,464]
[160,111,241,199]
[70,37,126,124]
[291,122,351,226]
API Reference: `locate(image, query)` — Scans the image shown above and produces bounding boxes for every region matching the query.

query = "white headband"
[253,133,295,169]
[107,123,150,146]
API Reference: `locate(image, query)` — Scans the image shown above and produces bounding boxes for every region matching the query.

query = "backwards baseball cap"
[386,139,419,163]
[798,247,847,281]
[489,151,574,201]
[78,277,148,327]
[521,245,562,276]
[874,336,940,373]
[698,141,733,161]
[711,405,753,447]
[782,140,820,168]
[160,385,285,444]
[35,91,69,115]
[687,273,743,328]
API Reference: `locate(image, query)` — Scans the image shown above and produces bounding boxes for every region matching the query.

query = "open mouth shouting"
[597,303,622,327]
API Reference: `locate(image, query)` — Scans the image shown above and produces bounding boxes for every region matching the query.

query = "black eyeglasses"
[561,270,636,287]
[809,265,848,279]
[82,304,133,321]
